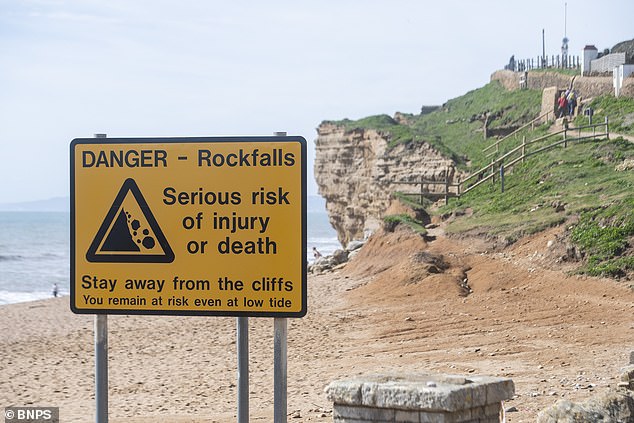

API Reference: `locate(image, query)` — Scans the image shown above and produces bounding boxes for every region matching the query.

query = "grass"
[334,114,416,146]
[382,214,427,234]
[573,95,634,136]
[330,81,543,167]
[570,196,634,278]
[441,136,634,277]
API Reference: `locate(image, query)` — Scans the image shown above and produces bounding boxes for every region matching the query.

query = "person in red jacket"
[558,92,568,118]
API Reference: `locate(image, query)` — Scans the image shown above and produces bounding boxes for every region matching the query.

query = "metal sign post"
[273,317,287,423]
[95,314,108,423]
[94,133,108,423]
[273,131,288,423]
[237,316,249,423]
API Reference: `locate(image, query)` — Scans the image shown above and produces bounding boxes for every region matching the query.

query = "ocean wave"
[309,236,340,243]
[0,252,67,262]
[0,290,59,305]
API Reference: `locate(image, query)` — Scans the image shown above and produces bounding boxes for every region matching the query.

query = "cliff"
[314,122,458,246]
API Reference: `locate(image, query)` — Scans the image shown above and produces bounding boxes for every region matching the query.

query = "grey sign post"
[273,131,288,423]
[237,316,249,423]
[274,317,287,423]
[94,133,109,423]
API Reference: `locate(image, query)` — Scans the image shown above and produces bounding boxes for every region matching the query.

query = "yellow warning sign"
[71,137,306,317]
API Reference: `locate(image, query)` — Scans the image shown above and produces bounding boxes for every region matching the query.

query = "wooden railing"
[461,117,608,195]
[395,178,460,205]
[483,110,553,159]
[395,117,609,204]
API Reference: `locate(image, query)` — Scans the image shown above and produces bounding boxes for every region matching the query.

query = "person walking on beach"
[312,246,323,260]
[52,283,59,298]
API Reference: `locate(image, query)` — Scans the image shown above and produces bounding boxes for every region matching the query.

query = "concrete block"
[485,378,515,404]
[484,403,501,417]
[470,406,485,419]
[334,418,369,423]
[361,374,511,411]
[334,404,395,421]
[395,409,420,423]
[419,411,449,423]
[328,373,514,423]
[326,379,363,404]
[450,408,473,422]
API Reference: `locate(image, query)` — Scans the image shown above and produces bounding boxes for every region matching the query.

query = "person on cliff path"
[558,92,568,118]
[567,90,577,116]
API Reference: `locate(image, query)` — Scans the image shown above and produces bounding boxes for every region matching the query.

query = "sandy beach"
[1,225,633,422]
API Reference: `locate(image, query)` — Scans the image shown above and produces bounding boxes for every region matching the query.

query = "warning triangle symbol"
[86,178,175,263]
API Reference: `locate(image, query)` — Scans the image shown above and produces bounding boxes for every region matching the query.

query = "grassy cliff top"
[330,81,544,169]
[333,81,634,280]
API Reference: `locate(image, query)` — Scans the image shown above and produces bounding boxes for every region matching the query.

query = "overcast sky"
[1,0,632,202]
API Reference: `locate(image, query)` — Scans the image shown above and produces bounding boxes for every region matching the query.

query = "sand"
[1,224,633,422]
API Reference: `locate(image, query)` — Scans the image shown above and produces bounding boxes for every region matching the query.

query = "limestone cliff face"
[314,122,458,246]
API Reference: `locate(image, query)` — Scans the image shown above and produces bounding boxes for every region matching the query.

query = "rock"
[346,239,366,252]
[551,200,566,212]
[331,249,349,265]
[537,391,634,423]
[565,244,584,261]
[347,249,361,261]
[616,159,634,172]
[621,365,634,390]
[308,246,356,274]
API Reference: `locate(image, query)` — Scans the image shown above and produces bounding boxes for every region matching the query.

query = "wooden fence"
[483,110,554,158]
[506,55,580,72]
[395,117,609,204]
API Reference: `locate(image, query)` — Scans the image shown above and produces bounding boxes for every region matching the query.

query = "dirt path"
[1,224,632,422]
[335,224,634,422]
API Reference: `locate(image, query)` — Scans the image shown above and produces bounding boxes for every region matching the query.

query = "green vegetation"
[570,197,634,278]
[333,81,543,167]
[392,191,433,211]
[340,80,634,279]
[382,214,427,234]
[573,95,634,136]
[441,137,634,277]
[335,114,416,146]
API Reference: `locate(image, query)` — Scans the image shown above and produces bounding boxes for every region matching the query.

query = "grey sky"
[1,0,632,202]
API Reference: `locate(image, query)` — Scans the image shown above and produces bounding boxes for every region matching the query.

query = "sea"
[0,195,340,305]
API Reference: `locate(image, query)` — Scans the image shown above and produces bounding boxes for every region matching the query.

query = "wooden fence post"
[521,136,526,163]
[444,174,449,206]
[500,165,505,193]
[605,116,609,140]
